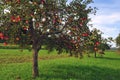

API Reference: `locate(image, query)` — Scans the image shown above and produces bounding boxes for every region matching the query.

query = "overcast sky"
[68,0,120,47]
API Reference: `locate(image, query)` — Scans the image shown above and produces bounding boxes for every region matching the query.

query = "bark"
[29,20,40,78]
[32,39,41,78]
[79,52,83,59]
[32,48,39,78]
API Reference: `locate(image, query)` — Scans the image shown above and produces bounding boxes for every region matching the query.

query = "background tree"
[116,33,120,50]
[87,28,102,57]
[85,28,112,57]
[0,0,95,78]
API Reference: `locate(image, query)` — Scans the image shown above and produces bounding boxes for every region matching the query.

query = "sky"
[89,0,120,47]
[68,0,120,47]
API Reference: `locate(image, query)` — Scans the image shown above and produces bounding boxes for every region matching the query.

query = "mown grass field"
[0,49,120,80]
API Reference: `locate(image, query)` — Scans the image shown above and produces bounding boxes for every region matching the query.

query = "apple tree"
[0,0,95,77]
[85,28,112,57]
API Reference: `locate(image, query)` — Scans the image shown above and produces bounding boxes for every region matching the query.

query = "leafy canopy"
[0,0,95,53]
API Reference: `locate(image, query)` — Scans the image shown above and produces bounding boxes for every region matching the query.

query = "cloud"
[89,12,120,39]
[91,12,120,25]
[89,25,118,47]
[89,0,120,47]
[90,25,118,37]
[89,12,120,47]
[90,0,120,25]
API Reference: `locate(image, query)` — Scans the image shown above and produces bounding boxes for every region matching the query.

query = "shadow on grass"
[96,57,120,61]
[39,64,120,80]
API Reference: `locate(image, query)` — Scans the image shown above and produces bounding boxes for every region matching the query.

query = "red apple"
[77,37,80,40]
[96,42,100,45]
[41,0,45,4]
[0,36,4,40]
[3,42,7,46]
[94,47,98,51]
[23,27,28,30]
[16,15,21,22]
[0,32,3,37]
[11,16,16,22]
[26,20,29,24]
[82,33,88,37]
[81,18,87,21]
[16,37,20,41]
[80,22,83,26]
[0,33,4,39]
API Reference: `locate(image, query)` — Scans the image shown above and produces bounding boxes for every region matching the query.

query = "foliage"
[0,0,95,53]
[116,33,120,48]
[89,28,111,51]
[79,28,112,58]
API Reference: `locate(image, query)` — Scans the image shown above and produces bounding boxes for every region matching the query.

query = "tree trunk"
[69,51,73,56]
[32,48,39,78]
[94,51,97,58]
[29,19,41,78]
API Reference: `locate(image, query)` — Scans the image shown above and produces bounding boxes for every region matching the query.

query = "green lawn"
[0,49,120,80]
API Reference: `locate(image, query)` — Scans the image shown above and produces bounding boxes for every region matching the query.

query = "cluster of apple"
[0,27,29,46]
[0,32,9,46]
[0,32,9,40]
[81,18,87,21]
[0,32,4,40]
[11,15,21,23]
[70,37,81,49]
[23,26,28,30]
[94,41,100,51]
[79,18,87,26]
[82,33,89,37]
[95,41,100,46]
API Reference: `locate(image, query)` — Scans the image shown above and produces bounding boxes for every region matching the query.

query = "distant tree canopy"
[116,33,120,48]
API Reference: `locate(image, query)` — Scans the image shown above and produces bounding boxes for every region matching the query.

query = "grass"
[0,49,120,80]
